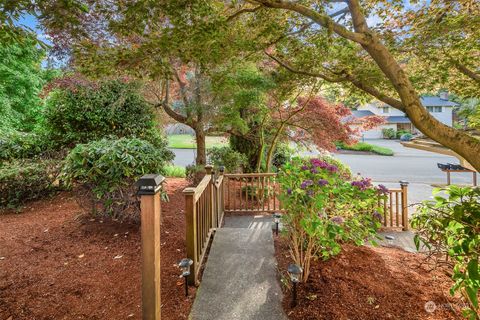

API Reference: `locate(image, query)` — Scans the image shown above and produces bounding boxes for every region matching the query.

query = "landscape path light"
[288,263,303,307]
[273,212,282,236]
[385,235,395,246]
[179,258,193,297]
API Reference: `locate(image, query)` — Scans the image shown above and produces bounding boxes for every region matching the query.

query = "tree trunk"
[195,129,207,167]
[361,37,480,171]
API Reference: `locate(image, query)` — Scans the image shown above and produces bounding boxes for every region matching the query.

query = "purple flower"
[287,188,292,195]
[377,184,389,194]
[327,165,338,173]
[310,168,318,174]
[317,179,329,186]
[310,158,328,169]
[300,179,314,189]
[331,216,344,224]
[372,210,383,222]
[351,177,372,191]
[301,165,309,171]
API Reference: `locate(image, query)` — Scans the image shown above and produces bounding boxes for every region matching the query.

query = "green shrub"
[185,164,205,184]
[0,159,61,210]
[382,128,396,139]
[272,143,295,170]
[0,130,48,160]
[44,80,163,148]
[207,146,247,173]
[62,137,173,220]
[400,133,413,141]
[164,165,186,178]
[278,157,384,281]
[336,141,394,156]
[411,186,480,318]
[396,130,409,139]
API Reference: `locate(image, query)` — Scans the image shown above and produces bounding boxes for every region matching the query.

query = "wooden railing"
[380,181,409,230]
[183,166,225,285]
[223,173,283,213]
[223,173,409,230]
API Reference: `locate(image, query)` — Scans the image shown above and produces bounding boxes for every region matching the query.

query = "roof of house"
[386,116,411,124]
[420,96,459,107]
[351,110,376,117]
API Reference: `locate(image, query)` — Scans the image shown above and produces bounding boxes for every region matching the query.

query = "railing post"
[205,165,215,228]
[137,174,165,320]
[183,187,198,285]
[400,181,409,231]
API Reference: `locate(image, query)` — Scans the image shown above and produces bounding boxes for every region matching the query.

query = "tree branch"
[227,5,262,21]
[249,0,367,44]
[265,51,405,110]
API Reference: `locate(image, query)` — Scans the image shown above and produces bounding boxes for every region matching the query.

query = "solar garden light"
[273,212,282,236]
[219,166,225,174]
[385,235,395,246]
[288,264,303,307]
[179,258,193,297]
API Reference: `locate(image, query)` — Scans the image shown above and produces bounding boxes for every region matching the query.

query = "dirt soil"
[0,178,193,320]
[274,236,465,320]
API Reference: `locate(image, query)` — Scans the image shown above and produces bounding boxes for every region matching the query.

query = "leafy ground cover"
[0,179,194,320]
[167,134,228,149]
[164,165,186,178]
[336,141,394,156]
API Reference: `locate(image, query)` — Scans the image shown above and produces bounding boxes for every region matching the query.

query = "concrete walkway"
[190,217,287,320]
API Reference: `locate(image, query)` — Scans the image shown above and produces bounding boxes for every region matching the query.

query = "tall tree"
[0,36,53,131]
[229,0,480,170]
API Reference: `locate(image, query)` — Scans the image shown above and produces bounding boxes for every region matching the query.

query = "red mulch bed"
[0,178,194,320]
[274,236,464,320]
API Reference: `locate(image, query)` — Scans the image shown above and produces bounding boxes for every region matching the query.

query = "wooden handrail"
[183,170,225,285]
[224,173,277,177]
[192,175,212,201]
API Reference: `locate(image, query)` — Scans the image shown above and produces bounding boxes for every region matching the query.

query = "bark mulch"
[0,178,193,320]
[274,236,464,320]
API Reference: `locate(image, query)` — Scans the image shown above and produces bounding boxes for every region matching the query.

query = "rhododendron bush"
[278,157,387,281]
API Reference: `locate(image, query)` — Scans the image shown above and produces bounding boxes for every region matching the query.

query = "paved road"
[170,140,477,203]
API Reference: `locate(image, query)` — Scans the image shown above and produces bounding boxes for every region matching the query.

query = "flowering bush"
[278,157,386,281]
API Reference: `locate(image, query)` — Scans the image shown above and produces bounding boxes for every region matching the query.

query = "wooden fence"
[222,173,409,230]
[183,166,225,285]
[223,173,283,213]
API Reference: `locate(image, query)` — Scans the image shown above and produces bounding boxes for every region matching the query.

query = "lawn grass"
[336,142,394,156]
[164,165,186,178]
[167,134,228,149]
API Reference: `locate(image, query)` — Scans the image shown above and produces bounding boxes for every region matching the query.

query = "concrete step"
[190,227,287,320]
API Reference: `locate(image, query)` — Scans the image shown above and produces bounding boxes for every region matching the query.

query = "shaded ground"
[0,178,193,320]
[274,237,464,320]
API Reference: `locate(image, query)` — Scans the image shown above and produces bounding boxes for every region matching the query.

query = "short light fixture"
[219,166,225,174]
[178,258,193,297]
[273,212,281,236]
[288,263,303,307]
[385,235,395,246]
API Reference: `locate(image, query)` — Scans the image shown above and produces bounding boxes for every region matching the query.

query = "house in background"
[351,92,459,139]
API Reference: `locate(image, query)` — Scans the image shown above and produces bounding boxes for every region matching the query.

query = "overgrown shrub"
[44,80,163,148]
[207,146,247,173]
[400,133,413,141]
[0,130,48,160]
[278,157,384,281]
[62,137,173,221]
[0,159,61,210]
[411,186,480,318]
[382,128,396,139]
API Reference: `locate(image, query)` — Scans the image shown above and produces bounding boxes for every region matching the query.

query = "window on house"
[427,106,442,112]
[380,107,389,113]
